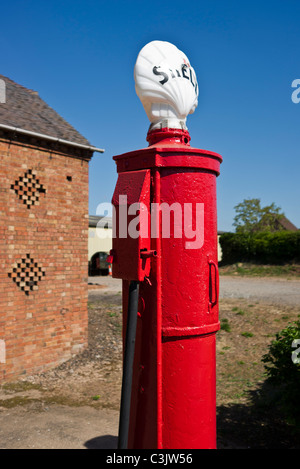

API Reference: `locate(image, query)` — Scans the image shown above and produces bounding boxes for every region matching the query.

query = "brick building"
[0,75,104,382]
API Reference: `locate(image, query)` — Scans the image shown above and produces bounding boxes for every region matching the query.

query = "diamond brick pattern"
[11,169,46,209]
[8,254,46,295]
[0,77,90,383]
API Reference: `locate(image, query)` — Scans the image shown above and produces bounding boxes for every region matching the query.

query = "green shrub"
[262,320,300,425]
[262,320,300,384]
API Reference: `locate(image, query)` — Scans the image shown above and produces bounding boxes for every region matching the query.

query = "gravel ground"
[220,276,300,306]
[89,275,300,306]
[90,274,300,306]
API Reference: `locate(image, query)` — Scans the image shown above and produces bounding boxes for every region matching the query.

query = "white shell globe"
[134,41,199,130]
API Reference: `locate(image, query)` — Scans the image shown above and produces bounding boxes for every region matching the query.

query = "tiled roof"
[0,74,91,146]
[278,216,298,231]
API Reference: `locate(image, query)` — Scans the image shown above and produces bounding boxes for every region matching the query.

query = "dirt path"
[0,406,118,449]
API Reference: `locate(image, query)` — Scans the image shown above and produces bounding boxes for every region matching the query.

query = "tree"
[233,198,284,233]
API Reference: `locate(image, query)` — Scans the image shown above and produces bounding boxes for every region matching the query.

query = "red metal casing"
[111,169,151,281]
[112,128,222,449]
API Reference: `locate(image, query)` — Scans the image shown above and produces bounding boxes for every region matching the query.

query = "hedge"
[219,231,300,264]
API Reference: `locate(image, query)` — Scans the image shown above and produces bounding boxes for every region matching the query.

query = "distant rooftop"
[89,215,112,229]
[0,74,91,147]
[277,215,298,232]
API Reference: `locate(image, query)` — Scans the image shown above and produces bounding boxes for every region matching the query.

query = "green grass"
[219,263,300,277]
[220,318,231,332]
[236,309,246,316]
[241,331,254,338]
[2,382,43,392]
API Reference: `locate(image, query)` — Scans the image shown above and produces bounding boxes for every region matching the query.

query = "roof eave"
[0,123,105,154]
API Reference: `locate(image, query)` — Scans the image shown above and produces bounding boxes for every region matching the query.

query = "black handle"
[118,281,139,449]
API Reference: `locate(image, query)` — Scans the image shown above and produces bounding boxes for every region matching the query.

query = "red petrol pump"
[110,41,222,449]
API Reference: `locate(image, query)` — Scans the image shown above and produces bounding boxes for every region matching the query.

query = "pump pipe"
[118,280,140,449]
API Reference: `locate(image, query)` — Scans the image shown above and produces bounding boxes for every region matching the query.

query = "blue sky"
[1,0,299,231]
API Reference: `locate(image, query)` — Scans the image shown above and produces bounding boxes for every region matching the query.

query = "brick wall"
[0,136,91,382]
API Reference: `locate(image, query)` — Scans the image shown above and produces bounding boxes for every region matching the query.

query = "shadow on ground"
[217,380,300,449]
[84,435,118,449]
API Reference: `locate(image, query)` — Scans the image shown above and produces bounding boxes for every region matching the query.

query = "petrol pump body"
[111,41,222,449]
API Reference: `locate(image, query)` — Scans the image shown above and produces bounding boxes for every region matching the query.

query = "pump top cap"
[134,41,199,131]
